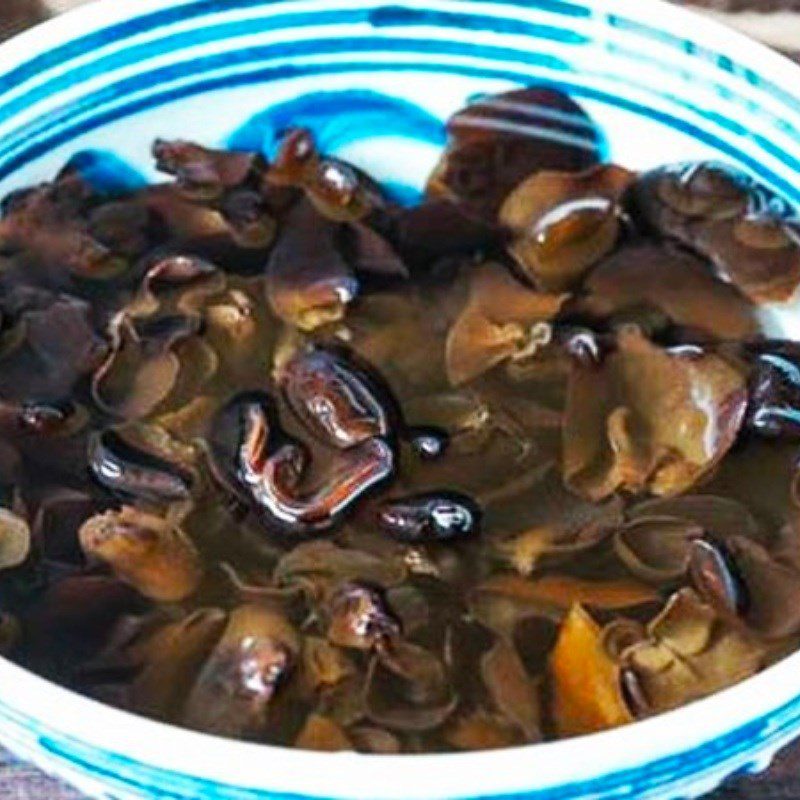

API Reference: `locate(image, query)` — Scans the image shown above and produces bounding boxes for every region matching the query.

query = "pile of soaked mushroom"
[2,86,800,752]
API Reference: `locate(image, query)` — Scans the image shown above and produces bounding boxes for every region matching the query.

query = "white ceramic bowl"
[1,1,800,798]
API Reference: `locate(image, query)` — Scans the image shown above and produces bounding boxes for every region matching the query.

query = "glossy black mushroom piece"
[744,341,800,439]
[88,426,195,504]
[208,392,395,536]
[377,491,481,543]
[276,346,399,449]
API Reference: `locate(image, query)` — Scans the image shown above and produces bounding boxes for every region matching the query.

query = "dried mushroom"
[580,244,758,341]
[563,326,747,500]
[182,605,299,737]
[445,263,567,385]
[628,162,800,303]
[265,199,358,330]
[427,87,602,218]
[619,589,764,714]
[500,165,634,291]
[79,506,202,601]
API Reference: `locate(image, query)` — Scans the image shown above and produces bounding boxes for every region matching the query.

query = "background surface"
[0,0,799,798]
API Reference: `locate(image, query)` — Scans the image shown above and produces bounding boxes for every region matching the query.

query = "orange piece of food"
[549,604,633,737]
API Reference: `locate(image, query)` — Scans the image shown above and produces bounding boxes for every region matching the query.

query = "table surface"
[1,0,800,798]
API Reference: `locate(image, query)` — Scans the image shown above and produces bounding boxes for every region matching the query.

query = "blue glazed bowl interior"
[1,0,800,210]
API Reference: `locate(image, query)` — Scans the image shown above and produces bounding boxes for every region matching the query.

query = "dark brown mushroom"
[337,222,409,279]
[687,538,747,618]
[0,295,107,403]
[627,162,800,303]
[0,176,126,280]
[265,199,358,330]
[579,243,759,341]
[79,506,202,602]
[427,87,602,218]
[695,214,800,304]
[274,540,407,593]
[376,491,480,543]
[210,393,395,536]
[481,639,541,741]
[628,161,751,241]
[277,346,397,449]
[614,516,703,584]
[153,140,265,201]
[88,427,194,503]
[327,582,402,651]
[619,588,765,714]
[219,188,277,249]
[129,255,225,319]
[445,712,521,751]
[563,326,748,500]
[127,609,227,721]
[384,199,506,271]
[445,263,567,385]
[301,636,355,692]
[492,474,624,575]
[91,314,181,420]
[696,535,800,640]
[745,341,800,439]
[181,604,299,738]
[364,640,457,732]
[500,165,635,291]
[267,128,385,222]
[627,494,764,544]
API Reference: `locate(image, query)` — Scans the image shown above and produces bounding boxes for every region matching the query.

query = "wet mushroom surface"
[2,86,800,753]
